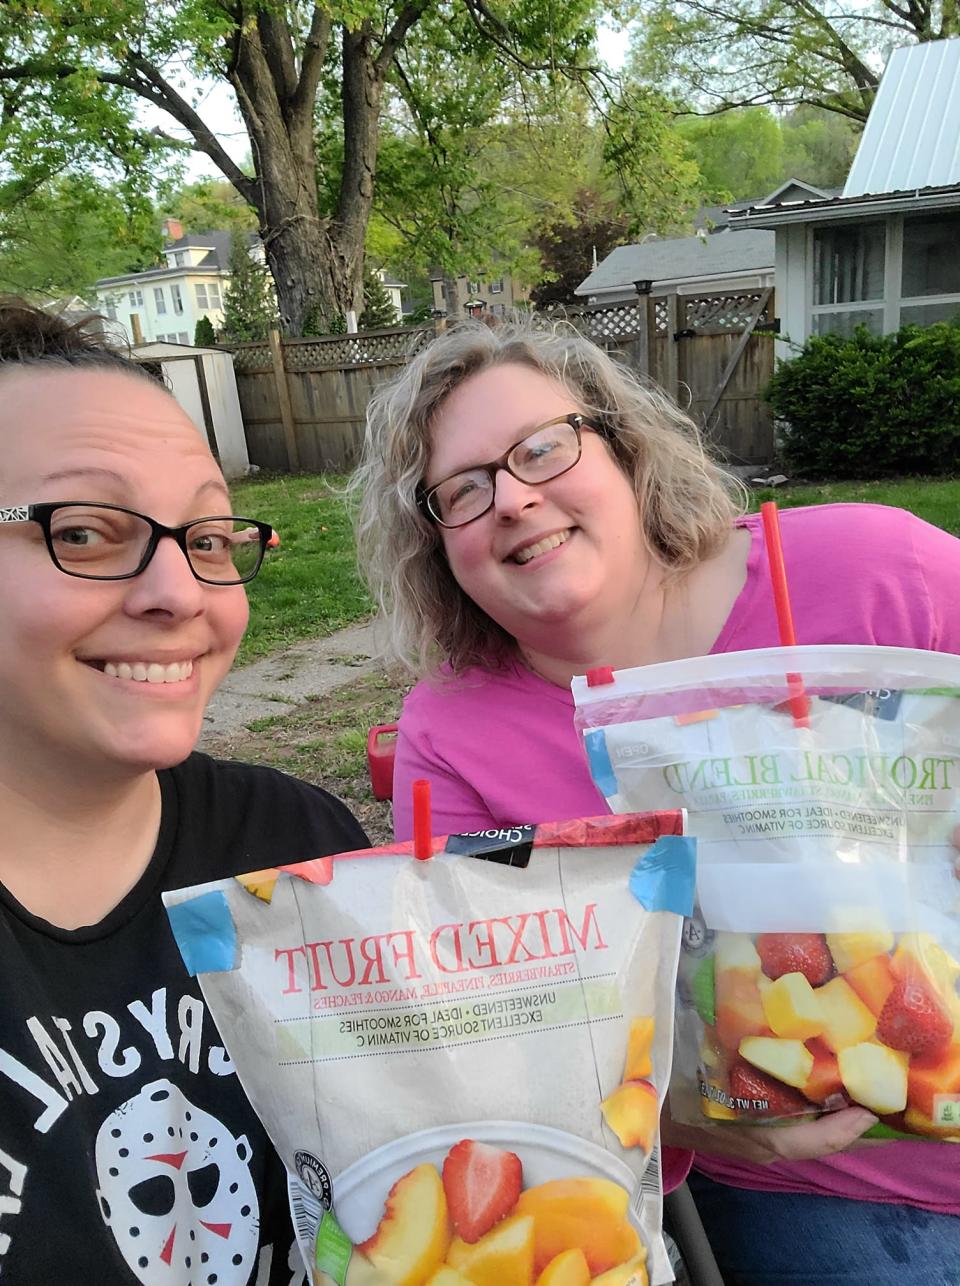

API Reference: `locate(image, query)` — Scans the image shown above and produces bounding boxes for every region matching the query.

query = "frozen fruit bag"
[574,645,960,1141]
[163,811,694,1286]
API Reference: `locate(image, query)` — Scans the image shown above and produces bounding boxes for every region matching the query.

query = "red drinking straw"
[412,778,433,860]
[760,501,811,728]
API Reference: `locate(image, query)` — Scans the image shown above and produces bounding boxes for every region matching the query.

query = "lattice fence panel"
[682,292,772,333]
[574,303,646,342]
[229,344,272,373]
[226,326,435,374]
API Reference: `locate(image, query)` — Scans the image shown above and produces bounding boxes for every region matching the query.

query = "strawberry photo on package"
[164,812,693,1286]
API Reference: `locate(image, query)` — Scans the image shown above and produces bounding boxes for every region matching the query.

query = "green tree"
[219,237,277,342]
[171,180,259,237]
[194,315,216,345]
[0,0,623,334]
[678,109,784,202]
[781,107,860,190]
[359,267,398,329]
[529,189,629,306]
[0,175,160,298]
[632,1,958,124]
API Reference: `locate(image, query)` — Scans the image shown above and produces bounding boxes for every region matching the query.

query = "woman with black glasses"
[354,319,960,1285]
[0,300,365,1285]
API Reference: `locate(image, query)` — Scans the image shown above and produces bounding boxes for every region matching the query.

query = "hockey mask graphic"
[95,1080,260,1284]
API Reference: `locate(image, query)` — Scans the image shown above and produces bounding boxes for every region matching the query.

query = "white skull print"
[95,1080,260,1284]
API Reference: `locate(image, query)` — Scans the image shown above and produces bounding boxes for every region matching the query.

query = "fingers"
[761,1107,878,1162]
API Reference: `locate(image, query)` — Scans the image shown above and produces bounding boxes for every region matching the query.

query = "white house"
[728,39,960,354]
[95,220,262,346]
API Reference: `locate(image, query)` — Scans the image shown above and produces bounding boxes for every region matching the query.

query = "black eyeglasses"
[420,413,602,528]
[0,502,276,584]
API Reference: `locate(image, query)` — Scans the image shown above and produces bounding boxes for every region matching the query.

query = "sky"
[142,20,632,182]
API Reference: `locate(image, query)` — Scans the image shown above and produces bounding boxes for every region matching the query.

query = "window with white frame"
[103,296,118,320]
[195,283,209,309]
[899,211,960,328]
[811,211,960,338]
[174,252,185,266]
[208,282,221,308]
[489,276,504,294]
[178,332,189,343]
[171,284,184,314]
[128,289,144,306]
[811,222,885,337]
[154,287,167,315]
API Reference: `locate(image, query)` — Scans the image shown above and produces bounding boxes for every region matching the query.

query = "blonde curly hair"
[351,319,745,676]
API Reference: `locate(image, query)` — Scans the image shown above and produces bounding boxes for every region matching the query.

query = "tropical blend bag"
[163,812,693,1286]
[574,645,960,1141]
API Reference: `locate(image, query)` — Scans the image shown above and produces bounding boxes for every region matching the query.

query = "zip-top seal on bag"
[163,811,693,1286]
[574,645,960,1143]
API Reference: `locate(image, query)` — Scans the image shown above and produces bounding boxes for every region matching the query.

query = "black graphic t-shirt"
[0,754,368,1285]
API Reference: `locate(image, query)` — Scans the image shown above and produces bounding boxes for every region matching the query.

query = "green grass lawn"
[230,471,960,663]
[229,473,372,665]
[750,477,960,536]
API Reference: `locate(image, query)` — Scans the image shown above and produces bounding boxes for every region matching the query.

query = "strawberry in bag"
[163,812,693,1285]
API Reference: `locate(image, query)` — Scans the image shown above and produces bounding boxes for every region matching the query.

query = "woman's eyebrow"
[39,467,231,506]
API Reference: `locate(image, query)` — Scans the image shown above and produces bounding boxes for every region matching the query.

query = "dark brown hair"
[0,296,155,384]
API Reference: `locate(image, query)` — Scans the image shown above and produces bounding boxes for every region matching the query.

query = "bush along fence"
[225,294,777,475]
[766,321,960,477]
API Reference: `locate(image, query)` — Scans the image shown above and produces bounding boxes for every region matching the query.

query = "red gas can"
[366,723,399,801]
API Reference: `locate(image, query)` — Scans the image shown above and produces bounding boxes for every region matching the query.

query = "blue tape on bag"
[583,729,618,800]
[629,836,697,917]
[166,890,238,976]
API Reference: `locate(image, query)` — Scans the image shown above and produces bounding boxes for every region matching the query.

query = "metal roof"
[575,227,774,296]
[844,39,960,197]
[728,182,960,228]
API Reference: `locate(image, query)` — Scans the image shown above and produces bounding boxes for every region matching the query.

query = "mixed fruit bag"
[573,645,960,1141]
[163,812,693,1286]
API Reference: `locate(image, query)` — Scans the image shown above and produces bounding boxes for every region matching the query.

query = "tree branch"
[378,0,435,74]
[290,4,332,125]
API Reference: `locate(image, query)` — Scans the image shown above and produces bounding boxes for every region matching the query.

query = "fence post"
[662,294,680,402]
[268,326,300,472]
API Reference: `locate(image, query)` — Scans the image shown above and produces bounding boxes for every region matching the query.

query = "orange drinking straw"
[760,501,811,728]
[412,778,433,860]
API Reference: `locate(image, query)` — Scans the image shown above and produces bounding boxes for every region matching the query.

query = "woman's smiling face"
[426,362,650,649]
[0,365,249,781]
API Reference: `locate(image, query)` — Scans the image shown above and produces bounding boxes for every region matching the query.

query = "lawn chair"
[365,721,725,1286]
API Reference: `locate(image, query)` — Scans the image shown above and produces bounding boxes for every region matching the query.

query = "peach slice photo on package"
[164,812,694,1286]
[574,644,960,1141]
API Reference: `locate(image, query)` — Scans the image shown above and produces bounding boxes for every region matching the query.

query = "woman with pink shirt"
[354,320,960,1283]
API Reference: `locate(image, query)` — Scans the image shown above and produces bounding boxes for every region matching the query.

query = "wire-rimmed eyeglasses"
[0,501,276,584]
[420,413,602,529]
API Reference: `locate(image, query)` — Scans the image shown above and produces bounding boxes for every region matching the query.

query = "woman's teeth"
[102,660,194,683]
[513,530,570,565]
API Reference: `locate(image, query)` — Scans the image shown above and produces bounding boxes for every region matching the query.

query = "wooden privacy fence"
[561,290,777,468]
[228,325,437,473]
[227,295,776,474]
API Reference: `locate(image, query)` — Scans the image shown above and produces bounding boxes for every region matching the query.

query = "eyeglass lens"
[47,506,264,582]
[430,419,581,526]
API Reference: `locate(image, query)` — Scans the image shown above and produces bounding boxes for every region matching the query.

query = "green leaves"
[630,1,957,123]
[766,322,960,477]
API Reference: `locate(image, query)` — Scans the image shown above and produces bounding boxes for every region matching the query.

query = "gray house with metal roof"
[728,38,960,353]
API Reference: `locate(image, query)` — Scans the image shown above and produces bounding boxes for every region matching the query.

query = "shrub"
[193,315,216,346]
[765,321,960,477]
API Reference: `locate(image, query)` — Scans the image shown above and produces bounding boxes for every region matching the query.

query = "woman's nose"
[491,468,543,519]
[122,535,206,619]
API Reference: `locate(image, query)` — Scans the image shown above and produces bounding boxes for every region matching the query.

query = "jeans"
[687,1170,960,1285]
